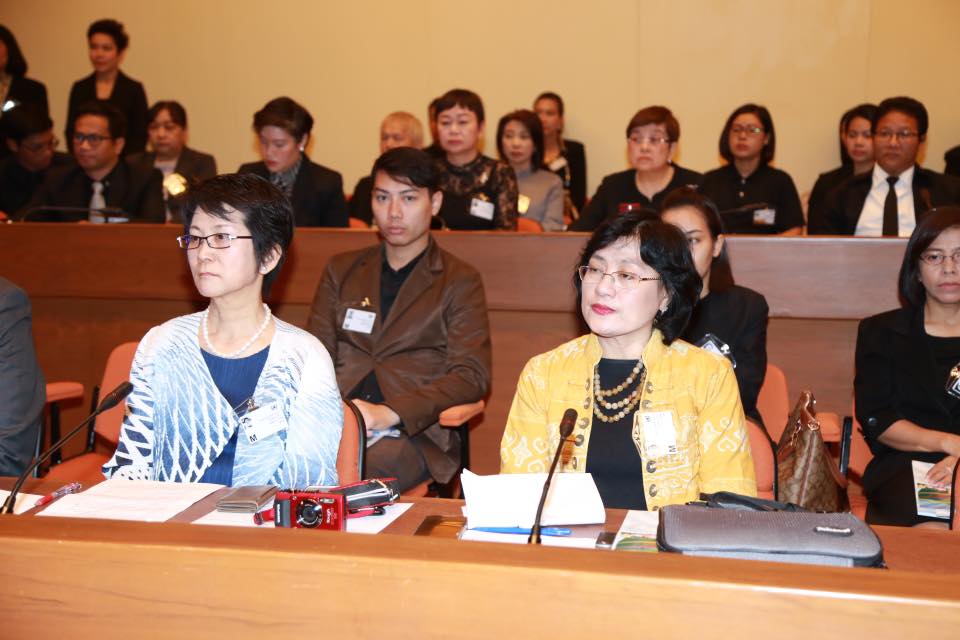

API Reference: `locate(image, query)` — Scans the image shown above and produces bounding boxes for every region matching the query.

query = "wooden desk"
[1,224,907,472]
[1,479,959,638]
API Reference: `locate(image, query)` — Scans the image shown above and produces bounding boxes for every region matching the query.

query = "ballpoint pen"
[35,482,83,507]
[470,526,572,537]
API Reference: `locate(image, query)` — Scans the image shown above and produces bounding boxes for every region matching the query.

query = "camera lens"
[297,499,321,528]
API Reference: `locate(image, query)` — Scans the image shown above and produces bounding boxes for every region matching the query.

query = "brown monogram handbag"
[776,391,850,512]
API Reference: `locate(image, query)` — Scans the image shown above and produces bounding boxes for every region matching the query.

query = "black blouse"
[683,286,768,426]
[586,358,647,510]
[570,165,702,232]
[698,164,804,234]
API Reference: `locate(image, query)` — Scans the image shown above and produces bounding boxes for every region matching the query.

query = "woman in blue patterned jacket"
[103,173,344,487]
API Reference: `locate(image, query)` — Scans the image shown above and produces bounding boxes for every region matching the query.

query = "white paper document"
[612,509,660,552]
[0,490,44,515]
[460,470,606,528]
[37,479,224,522]
[912,460,952,519]
[191,500,413,534]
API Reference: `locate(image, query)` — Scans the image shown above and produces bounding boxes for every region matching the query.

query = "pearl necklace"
[202,303,272,358]
[593,361,645,423]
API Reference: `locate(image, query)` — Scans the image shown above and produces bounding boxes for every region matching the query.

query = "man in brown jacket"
[307,147,491,490]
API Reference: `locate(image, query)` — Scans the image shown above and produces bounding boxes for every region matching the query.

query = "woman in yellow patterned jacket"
[500,212,756,510]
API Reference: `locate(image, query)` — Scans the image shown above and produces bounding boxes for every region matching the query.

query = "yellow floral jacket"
[500,332,757,510]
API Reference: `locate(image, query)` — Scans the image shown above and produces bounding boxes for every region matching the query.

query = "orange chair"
[348,217,369,229]
[745,419,776,500]
[402,400,486,498]
[756,364,789,443]
[337,400,364,484]
[38,381,85,472]
[45,342,138,481]
[516,218,543,232]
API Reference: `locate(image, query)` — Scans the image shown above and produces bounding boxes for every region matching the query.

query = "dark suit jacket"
[5,75,49,116]
[810,166,960,235]
[21,157,164,222]
[946,145,960,178]
[0,278,45,477]
[307,237,492,481]
[349,175,374,225]
[855,306,960,524]
[66,71,149,155]
[128,146,218,185]
[561,138,587,213]
[0,152,73,215]
[238,158,348,227]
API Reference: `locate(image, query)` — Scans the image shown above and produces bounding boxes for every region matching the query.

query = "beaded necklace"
[592,360,645,423]
[202,303,272,359]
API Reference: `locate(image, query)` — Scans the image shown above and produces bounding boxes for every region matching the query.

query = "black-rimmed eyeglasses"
[176,233,253,250]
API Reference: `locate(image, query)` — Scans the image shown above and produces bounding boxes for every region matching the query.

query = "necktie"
[89,181,106,224]
[882,175,898,237]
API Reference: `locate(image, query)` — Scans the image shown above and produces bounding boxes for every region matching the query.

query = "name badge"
[470,197,495,221]
[548,156,569,171]
[343,308,376,333]
[753,208,776,225]
[638,411,678,457]
[518,194,531,215]
[240,400,287,444]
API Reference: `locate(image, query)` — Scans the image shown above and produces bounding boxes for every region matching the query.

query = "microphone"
[0,381,133,515]
[528,408,577,544]
[19,205,130,223]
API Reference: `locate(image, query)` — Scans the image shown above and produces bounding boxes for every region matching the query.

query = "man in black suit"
[21,101,164,222]
[0,277,45,477]
[0,107,73,217]
[945,145,960,178]
[810,96,960,236]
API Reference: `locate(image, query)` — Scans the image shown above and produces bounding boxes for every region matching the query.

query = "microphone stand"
[528,409,577,544]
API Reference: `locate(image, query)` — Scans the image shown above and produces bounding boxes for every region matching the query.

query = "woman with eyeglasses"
[698,104,803,235]
[855,206,960,527]
[662,187,769,428]
[65,19,148,156]
[103,174,346,488]
[500,212,756,509]
[570,106,701,232]
[807,103,877,232]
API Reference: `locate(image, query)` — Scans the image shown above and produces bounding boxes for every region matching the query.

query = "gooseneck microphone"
[1,381,133,515]
[528,408,578,544]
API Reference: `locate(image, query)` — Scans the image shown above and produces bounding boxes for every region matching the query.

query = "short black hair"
[1,105,52,143]
[370,147,440,195]
[180,174,295,297]
[661,186,735,293]
[496,109,545,170]
[838,103,878,166]
[147,101,187,128]
[87,19,129,52]
[0,24,28,76]
[434,89,485,124]
[875,96,928,140]
[898,206,960,308]
[719,103,775,165]
[575,211,702,344]
[74,101,127,139]
[253,97,313,141]
[534,92,564,116]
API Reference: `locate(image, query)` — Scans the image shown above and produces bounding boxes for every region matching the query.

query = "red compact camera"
[270,489,345,530]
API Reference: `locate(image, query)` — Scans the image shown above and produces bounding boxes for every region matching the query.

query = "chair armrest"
[438,400,485,427]
[46,382,85,404]
[818,412,841,442]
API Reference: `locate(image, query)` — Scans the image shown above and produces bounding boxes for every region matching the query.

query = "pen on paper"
[35,482,83,507]
[471,526,573,537]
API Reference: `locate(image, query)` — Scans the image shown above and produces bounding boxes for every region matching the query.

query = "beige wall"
[5,0,959,198]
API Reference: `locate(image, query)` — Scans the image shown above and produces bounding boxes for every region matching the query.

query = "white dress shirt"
[855,164,916,237]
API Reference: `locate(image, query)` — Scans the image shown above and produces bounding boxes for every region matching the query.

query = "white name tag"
[517,194,531,215]
[639,411,678,457]
[240,400,287,444]
[753,208,776,225]
[470,197,495,221]
[342,308,376,333]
